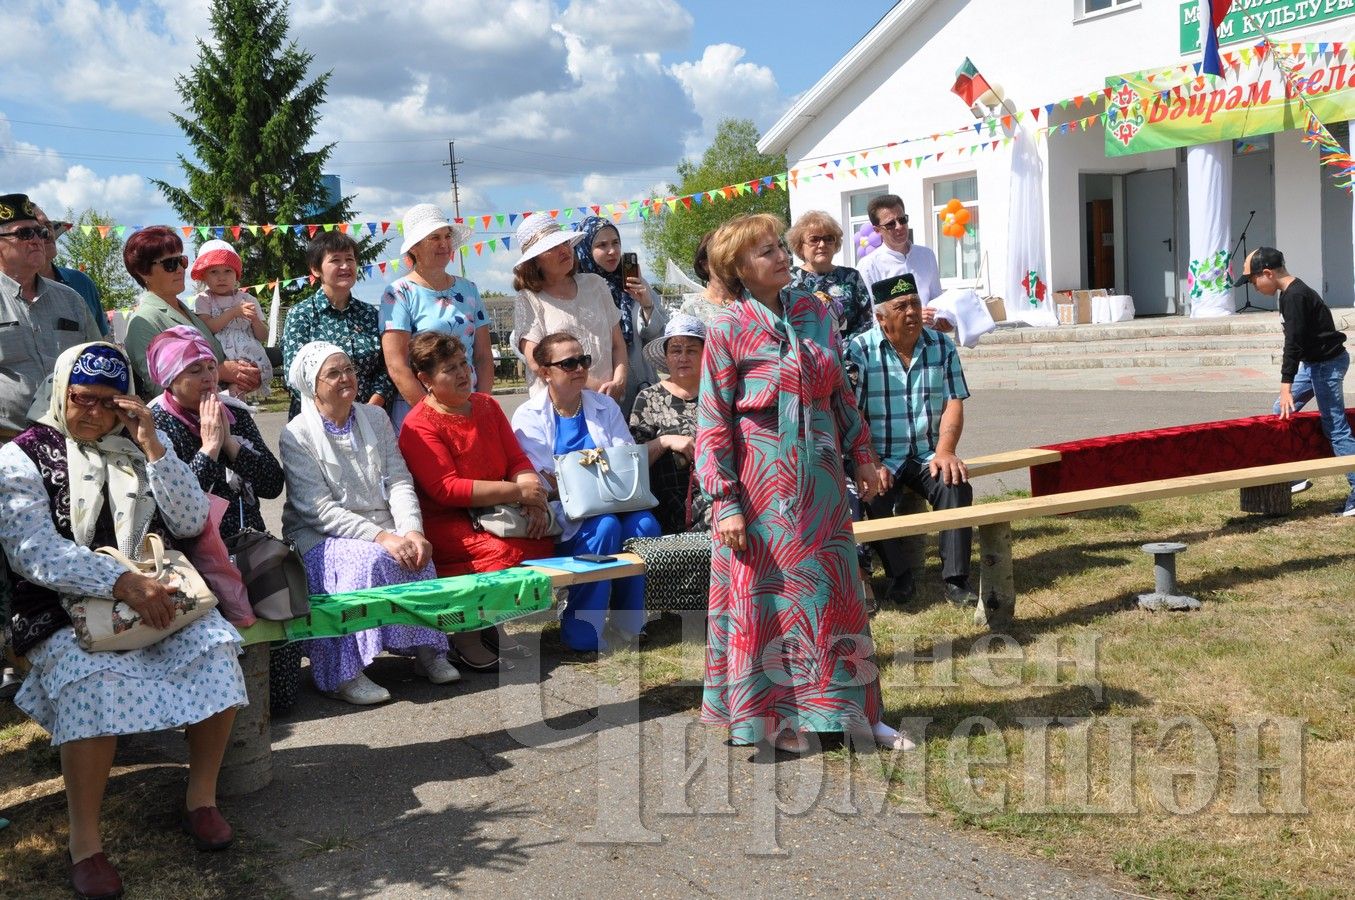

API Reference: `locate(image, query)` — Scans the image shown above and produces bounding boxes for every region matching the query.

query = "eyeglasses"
[804,235,836,246]
[152,255,189,274]
[545,354,592,372]
[318,365,358,383]
[876,215,909,231]
[0,226,52,242]
[67,392,121,412]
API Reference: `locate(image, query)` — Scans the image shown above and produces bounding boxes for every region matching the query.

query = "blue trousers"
[557,510,661,651]
[1307,352,1355,492]
[1272,363,1315,414]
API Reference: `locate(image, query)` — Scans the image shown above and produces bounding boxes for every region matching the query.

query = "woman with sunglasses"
[511,332,660,653]
[122,227,263,401]
[787,210,873,340]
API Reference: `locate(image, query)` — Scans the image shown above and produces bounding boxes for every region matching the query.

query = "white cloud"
[670,43,785,149]
[1,114,67,184]
[560,0,693,51]
[25,165,163,223]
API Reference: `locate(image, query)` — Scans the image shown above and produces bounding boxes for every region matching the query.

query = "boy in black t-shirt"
[1236,247,1355,516]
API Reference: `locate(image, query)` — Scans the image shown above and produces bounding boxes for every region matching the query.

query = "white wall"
[777,0,1354,304]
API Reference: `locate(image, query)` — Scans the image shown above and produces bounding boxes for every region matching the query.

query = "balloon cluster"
[854,221,883,259]
[940,198,971,239]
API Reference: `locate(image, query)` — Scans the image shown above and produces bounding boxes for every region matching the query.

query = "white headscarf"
[286,340,382,488]
[38,342,156,555]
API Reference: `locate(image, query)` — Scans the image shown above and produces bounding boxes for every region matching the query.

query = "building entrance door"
[1125,168,1178,315]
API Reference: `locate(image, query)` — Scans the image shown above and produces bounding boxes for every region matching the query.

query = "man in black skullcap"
[844,272,976,607]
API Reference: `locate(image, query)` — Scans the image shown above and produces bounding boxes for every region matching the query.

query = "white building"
[759,0,1355,317]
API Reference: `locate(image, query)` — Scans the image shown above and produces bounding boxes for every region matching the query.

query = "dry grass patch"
[0,708,289,899]
[595,478,1355,898]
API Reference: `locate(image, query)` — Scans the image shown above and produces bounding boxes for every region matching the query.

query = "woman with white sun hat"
[511,216,627,401]
[380,203,493,429]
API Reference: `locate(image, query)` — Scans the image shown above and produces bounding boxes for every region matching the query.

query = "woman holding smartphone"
[573,216,669,417]
[511,331,660,654]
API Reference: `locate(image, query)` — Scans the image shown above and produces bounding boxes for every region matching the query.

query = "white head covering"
[286,340,382,491]
[514,216,584,267]
[400,203,472,257]
[38,342,156,554]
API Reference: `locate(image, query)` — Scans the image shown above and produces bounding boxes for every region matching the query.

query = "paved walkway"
[227,387,1298,897]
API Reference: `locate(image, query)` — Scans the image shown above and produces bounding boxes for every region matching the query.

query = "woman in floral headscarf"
[572,216,669,416]
[0,342,245,897]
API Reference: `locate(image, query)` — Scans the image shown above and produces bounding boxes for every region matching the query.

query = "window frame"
[844,186,891,268]
[927,172,982,287]
[1074,0,1140,23]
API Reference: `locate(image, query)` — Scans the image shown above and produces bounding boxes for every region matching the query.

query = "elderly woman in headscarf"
[279,341,460,705]
[145,325,303,713]
[572,216,669,416]
[0,342,246,899]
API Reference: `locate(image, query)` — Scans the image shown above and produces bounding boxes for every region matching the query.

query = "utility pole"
[443,140,467,277]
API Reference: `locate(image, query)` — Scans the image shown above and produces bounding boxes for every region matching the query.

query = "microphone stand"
[1229,209,1266,312]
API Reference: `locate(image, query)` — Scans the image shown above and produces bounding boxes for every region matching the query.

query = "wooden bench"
[853,455,1355,628]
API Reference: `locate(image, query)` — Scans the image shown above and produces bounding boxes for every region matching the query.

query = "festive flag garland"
[79,39,1351,284]
[1262,35,1355,190]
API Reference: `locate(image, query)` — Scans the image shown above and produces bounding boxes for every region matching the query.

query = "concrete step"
[976,309,1355,346]
[960,333,1281,358]
[961,349,1281,372]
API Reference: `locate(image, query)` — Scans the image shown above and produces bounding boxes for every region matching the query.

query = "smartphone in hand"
[621,252,640,283]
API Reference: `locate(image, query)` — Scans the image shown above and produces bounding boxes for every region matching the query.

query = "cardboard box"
[1073,292,1093,324]
[984,296,1006,323]
[1056,303,1077,325]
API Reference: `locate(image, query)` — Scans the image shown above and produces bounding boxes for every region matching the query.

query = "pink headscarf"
[147,325,233,436]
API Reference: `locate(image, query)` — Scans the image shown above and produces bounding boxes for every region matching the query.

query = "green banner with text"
[1181,0,1355,54]
[1105,61,1355,155]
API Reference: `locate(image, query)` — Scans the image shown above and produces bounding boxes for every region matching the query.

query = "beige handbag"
[470,504,563,539]
[63,533,218,652]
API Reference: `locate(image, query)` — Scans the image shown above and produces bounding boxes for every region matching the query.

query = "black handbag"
[225,528,311,621]
[622,532,712,611]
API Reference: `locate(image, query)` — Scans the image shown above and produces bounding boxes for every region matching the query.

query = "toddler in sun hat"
[192,239,273,401]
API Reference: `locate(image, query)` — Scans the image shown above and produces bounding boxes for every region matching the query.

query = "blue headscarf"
[67,344,131,393]
[573,216,635,345]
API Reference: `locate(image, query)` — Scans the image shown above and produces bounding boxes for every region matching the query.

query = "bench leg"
[219,642,273,796]
[1239,483,1292,516]
[976,522,1015,629]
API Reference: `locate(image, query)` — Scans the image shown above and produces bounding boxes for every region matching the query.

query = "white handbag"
[62,533,219,652]
[553,444,658,521]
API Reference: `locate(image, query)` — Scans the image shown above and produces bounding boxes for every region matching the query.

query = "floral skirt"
[16,609,246,746]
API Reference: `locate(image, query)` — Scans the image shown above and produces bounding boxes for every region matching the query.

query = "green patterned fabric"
[1188,250,1232,300]
[237,568,553,645]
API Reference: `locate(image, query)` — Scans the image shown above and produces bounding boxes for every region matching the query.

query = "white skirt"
[16,609,247,746]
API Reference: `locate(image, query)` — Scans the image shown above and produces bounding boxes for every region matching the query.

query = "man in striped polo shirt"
[844,272,976,607]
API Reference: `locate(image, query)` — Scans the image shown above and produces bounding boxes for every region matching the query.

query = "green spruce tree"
[642,118,788,281]
[153,0,383,301]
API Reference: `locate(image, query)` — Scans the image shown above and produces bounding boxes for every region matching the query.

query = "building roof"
[757,0,938,156]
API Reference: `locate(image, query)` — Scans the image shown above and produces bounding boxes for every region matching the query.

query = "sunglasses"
[67,392,122,412]
[545,354,593,372]
[804,234,837,245]
[876,215,909,231]
[150,255,190,274]
[0,225,52,242]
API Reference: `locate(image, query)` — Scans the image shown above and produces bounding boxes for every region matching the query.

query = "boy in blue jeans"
[1237,247,1355,516]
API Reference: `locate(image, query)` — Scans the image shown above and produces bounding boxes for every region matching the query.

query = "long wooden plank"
[521,553,647,587]
[965,448,1062,478]
[853,455,1355,542]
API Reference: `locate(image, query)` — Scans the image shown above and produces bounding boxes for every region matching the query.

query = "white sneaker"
[414,647,462,684]
[1291,479,1313,495]
[328,672,391,705]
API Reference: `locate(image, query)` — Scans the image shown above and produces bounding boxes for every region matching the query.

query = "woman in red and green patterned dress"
[696,213,912,754]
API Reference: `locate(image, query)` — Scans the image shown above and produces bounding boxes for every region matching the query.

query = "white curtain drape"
[1006,129,1058,326]
[1187,141,1234,317]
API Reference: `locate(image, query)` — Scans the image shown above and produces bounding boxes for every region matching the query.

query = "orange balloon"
[944,198,963,214]
[955,208,971,225]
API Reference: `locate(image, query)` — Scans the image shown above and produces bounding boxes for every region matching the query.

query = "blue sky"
[2,0,896,294]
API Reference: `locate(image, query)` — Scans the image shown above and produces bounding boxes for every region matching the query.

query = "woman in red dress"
[397,332,555,669]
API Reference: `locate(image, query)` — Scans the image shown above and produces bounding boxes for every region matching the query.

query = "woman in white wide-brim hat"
[510,216,628,401]
[380,203,493,430]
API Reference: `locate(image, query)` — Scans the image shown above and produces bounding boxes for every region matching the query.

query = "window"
[846,188,889,266]
[1075,0,1138,21]
[930,175,981,282]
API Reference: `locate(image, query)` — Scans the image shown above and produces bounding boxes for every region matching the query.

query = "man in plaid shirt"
[844,273,976,607]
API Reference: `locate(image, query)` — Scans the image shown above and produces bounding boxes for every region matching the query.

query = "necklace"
[551,394,582,417]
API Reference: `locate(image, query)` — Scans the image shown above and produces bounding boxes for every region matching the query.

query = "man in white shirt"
[856,194,952,333]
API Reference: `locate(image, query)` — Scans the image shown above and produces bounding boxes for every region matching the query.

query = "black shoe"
[603,625,647,651]
[0,668,22,702]
[944,581,978,607]
[885,571,916,606]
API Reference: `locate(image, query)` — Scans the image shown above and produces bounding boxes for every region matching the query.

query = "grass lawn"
[598,478,1355,898]
[2,479,1350,897]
